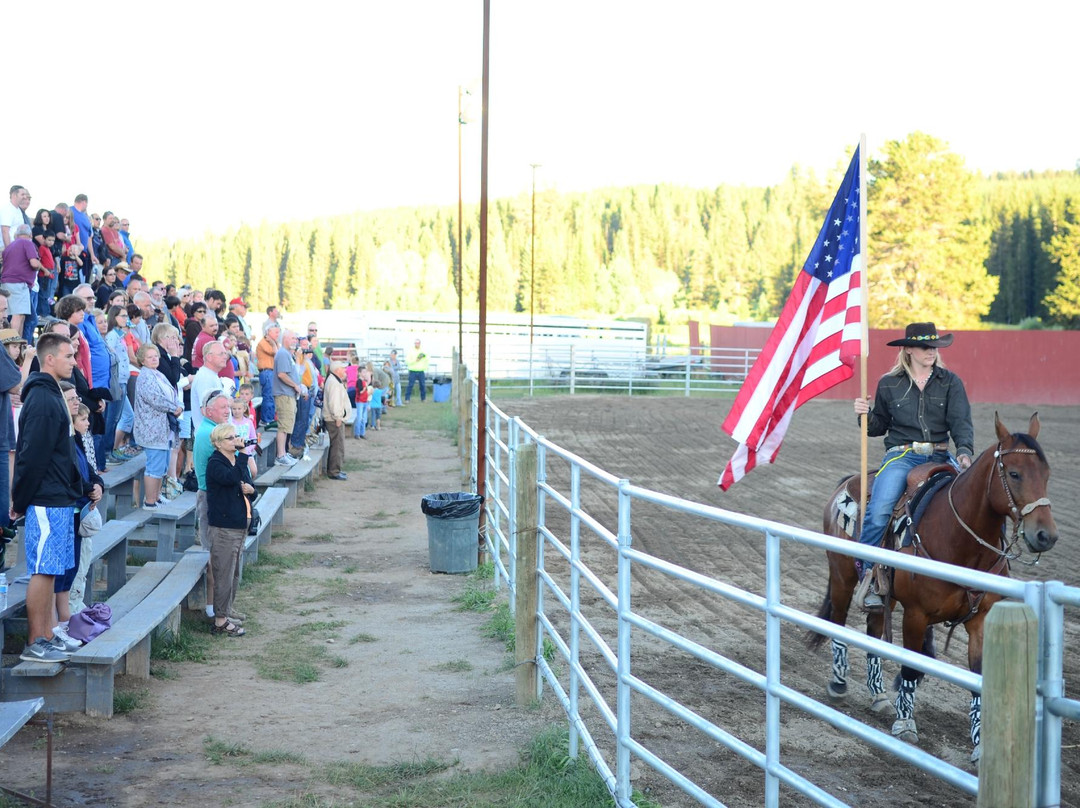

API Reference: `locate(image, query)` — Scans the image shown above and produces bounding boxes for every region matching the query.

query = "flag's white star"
[825,254,833,263]
[826,270,834,278]
[823,239,830,247]
[833,218,842,227]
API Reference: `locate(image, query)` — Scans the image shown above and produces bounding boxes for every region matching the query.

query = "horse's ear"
[1028,412,1040,439]
[995,412,1009,442]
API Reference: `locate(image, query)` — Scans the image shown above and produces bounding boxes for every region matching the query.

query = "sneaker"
[110,450,131,464]
[205,604,215,618]
[52,624,83,651]
[121,444,144,457]
[143,501,158,509]
[259,420,278,430]
[276,454,297,467]
[20,637,71,663]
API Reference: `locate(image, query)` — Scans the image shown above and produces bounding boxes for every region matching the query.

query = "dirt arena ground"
[493,395,1080,807]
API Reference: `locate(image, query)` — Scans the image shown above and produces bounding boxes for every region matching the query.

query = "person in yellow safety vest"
[404,338,429,403]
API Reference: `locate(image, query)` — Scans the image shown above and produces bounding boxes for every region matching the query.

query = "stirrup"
[854,571,883,613]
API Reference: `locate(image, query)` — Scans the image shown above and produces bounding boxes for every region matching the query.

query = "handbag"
[166,411,181,435]
[248,511,262,537]
[67,602,113,642]
[79,503,103,537]
[182,469,199,492]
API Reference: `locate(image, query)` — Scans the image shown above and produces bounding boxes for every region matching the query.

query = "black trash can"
[421,492,484,573]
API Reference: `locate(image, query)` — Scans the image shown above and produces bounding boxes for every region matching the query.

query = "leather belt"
[894,442,949,455]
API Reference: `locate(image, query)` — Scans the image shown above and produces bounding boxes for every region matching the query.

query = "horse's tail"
[806,578,833,651]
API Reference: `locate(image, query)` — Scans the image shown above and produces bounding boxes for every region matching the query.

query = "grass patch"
[350,633,377,644]
[204,736,252,765]
[473,560,495,580]
[305,533,335,543]
[272,529,294,540]
[149,663,178,680]
[152,613,214,663]
[204,728,650,807]
[113,687,149,715]
[394,402,458,440]
[252,621,348,684]
[451,582,496,612]
[359,521,400,530]
[296,500,321,509]
[429,659,473,673]
[482,603,515,647]
[343,564,359,574]
[342,458,378,473]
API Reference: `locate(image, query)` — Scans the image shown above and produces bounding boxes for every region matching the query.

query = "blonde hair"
[136,343,160,365]
[210,422,237,450]
[887,346,947,378]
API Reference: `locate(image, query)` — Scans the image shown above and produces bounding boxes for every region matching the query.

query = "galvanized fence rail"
[472,382,1078,807]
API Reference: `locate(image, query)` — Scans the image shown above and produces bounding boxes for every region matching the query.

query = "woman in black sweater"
[205,422,254,637]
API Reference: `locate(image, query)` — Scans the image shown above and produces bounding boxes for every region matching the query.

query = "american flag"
[719,146,863,490]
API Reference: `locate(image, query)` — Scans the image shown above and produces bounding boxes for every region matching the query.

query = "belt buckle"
[912,441,934,455]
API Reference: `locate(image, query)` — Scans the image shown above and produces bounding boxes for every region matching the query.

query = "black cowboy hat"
[886,322,954,348]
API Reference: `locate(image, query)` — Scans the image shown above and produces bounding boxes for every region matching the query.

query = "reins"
[947,440,1050,567]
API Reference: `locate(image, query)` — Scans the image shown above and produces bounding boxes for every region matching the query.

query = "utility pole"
[529,163,541,394]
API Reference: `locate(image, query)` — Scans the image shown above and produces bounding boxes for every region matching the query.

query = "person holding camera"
[205,422,254,638]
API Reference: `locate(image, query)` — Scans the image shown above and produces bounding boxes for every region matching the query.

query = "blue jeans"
[393,376,402,406]
[22,293,38,344]
[290,394,311,451]
[405,370,425,401]
[859,449,957,565]
[258,369,276,422]
[103,398,124,456]
[37,275,57,318]
[354,403,369,437]
[0,442,9,529]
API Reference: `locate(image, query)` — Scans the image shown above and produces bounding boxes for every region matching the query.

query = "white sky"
[8,0,1078,240]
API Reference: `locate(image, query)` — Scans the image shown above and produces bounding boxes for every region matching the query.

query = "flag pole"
[858,133,869,521]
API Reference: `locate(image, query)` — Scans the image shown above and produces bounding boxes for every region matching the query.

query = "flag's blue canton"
[805,146,861,284]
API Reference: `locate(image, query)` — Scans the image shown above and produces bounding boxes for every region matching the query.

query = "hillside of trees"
[140,133,1080,331]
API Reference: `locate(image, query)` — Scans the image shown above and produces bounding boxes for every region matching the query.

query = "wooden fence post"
[977,601,1038,808]
[514,442,539,706]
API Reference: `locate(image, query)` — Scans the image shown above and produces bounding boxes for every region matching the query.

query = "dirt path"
[1,410,557,807]
[492,396,1080,808]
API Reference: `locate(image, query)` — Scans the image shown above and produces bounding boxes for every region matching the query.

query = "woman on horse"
[853,322,974,608]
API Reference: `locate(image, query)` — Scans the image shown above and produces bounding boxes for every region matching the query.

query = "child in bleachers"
[369,379,385,431]
[58,240,83,298]
[230,396,259,478]
[238,382,257,424]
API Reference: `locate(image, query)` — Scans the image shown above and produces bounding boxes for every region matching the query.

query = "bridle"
[948,440,1052,566]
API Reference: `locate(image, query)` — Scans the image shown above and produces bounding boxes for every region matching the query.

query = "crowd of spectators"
[0,185,408,662]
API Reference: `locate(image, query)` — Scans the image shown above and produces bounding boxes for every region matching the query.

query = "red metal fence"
[702,324,1080,406]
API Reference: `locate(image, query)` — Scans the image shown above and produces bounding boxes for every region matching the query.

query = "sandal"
[211,620,246,637]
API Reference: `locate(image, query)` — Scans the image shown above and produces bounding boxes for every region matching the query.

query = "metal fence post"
[684,346,692,397]
[568,463,582,759]
[535,440,547,701]
[513,442,539,706]
[1036,582,1065,807]
[615,479,633,805]
[570,344,576,395]
[764,529,781,806]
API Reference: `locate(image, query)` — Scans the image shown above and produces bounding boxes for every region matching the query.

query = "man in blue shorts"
[10,332,83,662]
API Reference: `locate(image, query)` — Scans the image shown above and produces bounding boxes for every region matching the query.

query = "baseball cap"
[230,297,248,307]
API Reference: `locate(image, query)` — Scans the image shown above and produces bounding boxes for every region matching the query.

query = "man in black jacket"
[10,333,83,663]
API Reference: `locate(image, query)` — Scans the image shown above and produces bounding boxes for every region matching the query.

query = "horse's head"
[992,412,1058,554]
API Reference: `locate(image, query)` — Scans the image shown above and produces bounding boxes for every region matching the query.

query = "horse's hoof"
[827,681,848,700]
[970,743,981,764]
[869,693,891,713]
[891,719,918,744]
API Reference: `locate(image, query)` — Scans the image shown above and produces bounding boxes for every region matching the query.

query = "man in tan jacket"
[322,361,353,480]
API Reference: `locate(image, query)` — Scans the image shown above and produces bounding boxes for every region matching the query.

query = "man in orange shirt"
[255,322,280,428]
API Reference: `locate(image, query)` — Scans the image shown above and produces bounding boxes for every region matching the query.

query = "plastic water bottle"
[0,572,8,612]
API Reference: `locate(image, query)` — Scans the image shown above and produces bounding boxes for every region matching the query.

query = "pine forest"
[140,133,1080,332]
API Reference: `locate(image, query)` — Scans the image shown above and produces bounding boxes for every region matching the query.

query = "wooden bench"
[1,552,209,717]
[278,444,327,506]
[70,551,207,717]
[85,517,143,603]
[238,486,290,582]
[0,697,43,747]
[99,454,148,519]
[124,492,198,563]
[255,431,277,475]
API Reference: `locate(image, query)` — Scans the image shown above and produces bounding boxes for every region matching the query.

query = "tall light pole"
[457,86,468,362]
[529,163,541,395]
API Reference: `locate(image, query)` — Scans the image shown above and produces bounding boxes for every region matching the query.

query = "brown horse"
[808,413,1058,762]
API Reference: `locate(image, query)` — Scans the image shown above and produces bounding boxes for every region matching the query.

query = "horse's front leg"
[965,611,990,764]
[865,610,890,713]
[892,612,930,743]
